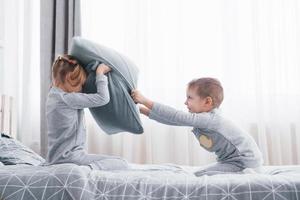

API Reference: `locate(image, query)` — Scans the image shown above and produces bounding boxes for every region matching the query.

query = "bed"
[0,163,300,200]
[1,96,300,200]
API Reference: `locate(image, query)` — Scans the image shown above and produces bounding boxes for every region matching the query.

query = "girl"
[46,55,128,170]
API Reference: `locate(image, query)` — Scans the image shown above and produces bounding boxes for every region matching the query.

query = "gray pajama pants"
[194,162,244,176]
[44,152,129,170]
[66,151,129,170]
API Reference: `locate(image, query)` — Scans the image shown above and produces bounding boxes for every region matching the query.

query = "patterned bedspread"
[0,163,299,200]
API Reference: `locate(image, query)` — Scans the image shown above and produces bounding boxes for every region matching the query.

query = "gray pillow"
[0,133,45,165]
[70,37,143,134]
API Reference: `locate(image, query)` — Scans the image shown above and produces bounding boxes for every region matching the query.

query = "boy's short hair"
[188,77,224,108]
[52,55,87,89]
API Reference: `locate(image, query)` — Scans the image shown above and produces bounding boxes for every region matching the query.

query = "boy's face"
[185,87,213,113]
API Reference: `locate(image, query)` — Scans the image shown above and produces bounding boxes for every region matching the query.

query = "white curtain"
[0,0,40,153]
[81,0,300,166]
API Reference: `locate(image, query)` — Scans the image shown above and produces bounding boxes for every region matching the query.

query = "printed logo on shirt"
[198,134,213,149]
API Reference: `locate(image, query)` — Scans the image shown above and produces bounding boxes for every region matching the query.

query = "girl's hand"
[96,63,111,75]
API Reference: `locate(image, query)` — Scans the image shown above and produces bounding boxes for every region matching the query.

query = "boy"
[131,78,263,176]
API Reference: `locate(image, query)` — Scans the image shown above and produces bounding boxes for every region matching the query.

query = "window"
[1,0,40,150]
[0,0,4,93]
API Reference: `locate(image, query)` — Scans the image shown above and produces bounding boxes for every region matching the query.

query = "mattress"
[0,163,299,200]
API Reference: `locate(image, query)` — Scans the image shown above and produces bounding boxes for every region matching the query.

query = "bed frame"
[0,94,14,137]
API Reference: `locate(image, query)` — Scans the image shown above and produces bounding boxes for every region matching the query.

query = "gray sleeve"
[61,74,110,109]
[148,112,179,126]
[149,102,211,128]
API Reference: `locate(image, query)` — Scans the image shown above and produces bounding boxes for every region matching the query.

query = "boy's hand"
[139,106,150,116]
[96,63,111,75]
[131,89,146,104]
[131,89,154,109]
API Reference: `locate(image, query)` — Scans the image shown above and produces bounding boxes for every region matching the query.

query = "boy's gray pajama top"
[46,74,128,170]
[149,102,263,176]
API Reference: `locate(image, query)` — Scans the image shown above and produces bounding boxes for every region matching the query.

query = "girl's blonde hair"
[52,55,87,92]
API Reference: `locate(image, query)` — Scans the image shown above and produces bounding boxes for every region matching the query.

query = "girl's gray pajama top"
[46,74,128,170]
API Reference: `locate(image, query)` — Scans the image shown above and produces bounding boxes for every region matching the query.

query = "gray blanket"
[0,163,299,199]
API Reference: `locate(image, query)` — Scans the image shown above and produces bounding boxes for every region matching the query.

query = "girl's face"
[184,87,213,113]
